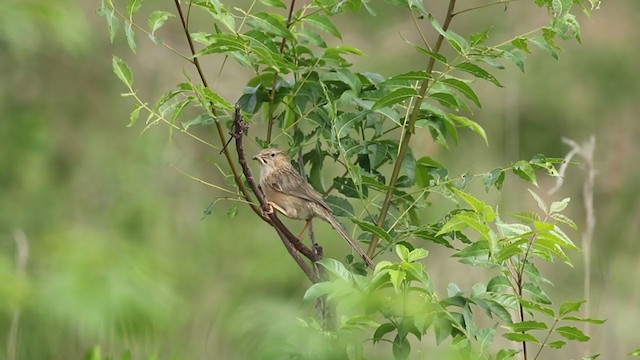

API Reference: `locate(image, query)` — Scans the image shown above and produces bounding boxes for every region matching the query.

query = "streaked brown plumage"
[253,148,374,267]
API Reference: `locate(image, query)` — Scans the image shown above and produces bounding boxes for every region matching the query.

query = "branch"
[266,0,297,143]
[451,0,522,18]
[549,136,596,358]
[367,0,457,258]
[232,104,322,281]
[173,0,261,217]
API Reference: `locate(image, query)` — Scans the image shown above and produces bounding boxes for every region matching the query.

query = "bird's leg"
[297,219,312,239]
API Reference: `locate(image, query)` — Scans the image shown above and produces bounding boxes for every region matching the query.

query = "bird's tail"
[324,214,375,268]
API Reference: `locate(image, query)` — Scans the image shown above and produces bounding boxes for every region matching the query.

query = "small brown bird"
[253,148,374,267]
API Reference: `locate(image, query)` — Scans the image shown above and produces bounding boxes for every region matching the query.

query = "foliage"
[98,0,603,358]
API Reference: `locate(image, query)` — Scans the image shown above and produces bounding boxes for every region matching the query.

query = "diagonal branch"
[173,0,261,217]
[232,104,321,281]
[367,0,457,258]
[174,0,319,282]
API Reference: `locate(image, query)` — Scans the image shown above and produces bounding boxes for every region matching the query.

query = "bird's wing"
[267,167,331,211]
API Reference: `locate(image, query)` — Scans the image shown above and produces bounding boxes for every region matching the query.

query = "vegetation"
[3,0,640,359]
[98,0,606,358]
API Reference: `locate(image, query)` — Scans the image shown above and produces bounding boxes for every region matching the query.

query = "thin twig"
[367,0,457,258]
[451,0,522,17]
[266,0,297,143]
[7,230,28,360]
[173,0,261,217]
[111,6,191,62]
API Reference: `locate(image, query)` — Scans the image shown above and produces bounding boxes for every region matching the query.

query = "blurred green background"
[1,0,638,359]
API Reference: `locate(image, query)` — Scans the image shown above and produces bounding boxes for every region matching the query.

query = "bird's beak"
[252,155,259,160]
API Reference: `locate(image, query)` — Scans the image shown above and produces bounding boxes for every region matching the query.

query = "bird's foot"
[263,202,276,217]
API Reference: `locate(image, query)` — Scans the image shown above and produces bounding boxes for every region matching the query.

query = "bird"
[253,148,374,268]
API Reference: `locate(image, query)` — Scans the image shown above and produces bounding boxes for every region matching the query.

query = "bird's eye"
[270,153,275,157]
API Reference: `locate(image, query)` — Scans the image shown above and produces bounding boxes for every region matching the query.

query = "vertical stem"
[7,230,28,360]
[266,0,297,143]
[367,0,457,258]
[518,280,528,359]
[581,136,596,357]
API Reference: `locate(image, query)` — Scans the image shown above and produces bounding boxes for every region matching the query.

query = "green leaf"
[372,88,418,110]
[388,269,406,292]
[395,244,410,262]
[509,211,540,224]
[430,92,459,110]
[503,332,540,343]
[202,87,234,110]
[386,70,432,82]
[628,348,640,357]
[393,335,411,360]
[248,12,293,40]
[502,321,548,332]
[124,21,136,53]
[415,46,448,64]
[529,35,559,59]
[127,0,143,17]
[483,168,505,192]
[551,213,577,229]
[442,78,481,107]
[548,340,567,349]
[562,316,606,324]
[428,14,468,54]
[148,11,175,35]
[583,354,601,360]
[195,0,236,31]
[259,0,286,8]
[325,195,355,217]
[352,218,391,243]
[555,326,590,342]
[296,29,327,47]
[451,188,487,216]
[303,281,333,302]
[407,248,429,262]
[497,349,520,360]
[523,283,552,304]
[317,258,352,281]
[511,37,531,52]
[496,222,531,237]
[194,34,247,57]
[549,197,570,213]
[513,161,538,186]
[105,8,120,43]
[520,299,555,317]
[494,239,527,262]
[448,114,488,145]
[487,275,511,293]
[112,56,133,87]
[527,189,548,213]
[302,14,342,39]
[181,114,213,130]
[128,104,143,127]
[559,300,586,316]
[452,241,490,259]
[434,317,452,344]
[455,62,503,87]
[373,323,397,343]
[484,299,513,322]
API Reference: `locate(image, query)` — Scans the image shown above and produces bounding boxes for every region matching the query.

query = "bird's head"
[252,148,290,174]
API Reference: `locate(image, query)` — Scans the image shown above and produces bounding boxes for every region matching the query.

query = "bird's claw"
[263,202,275,216]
